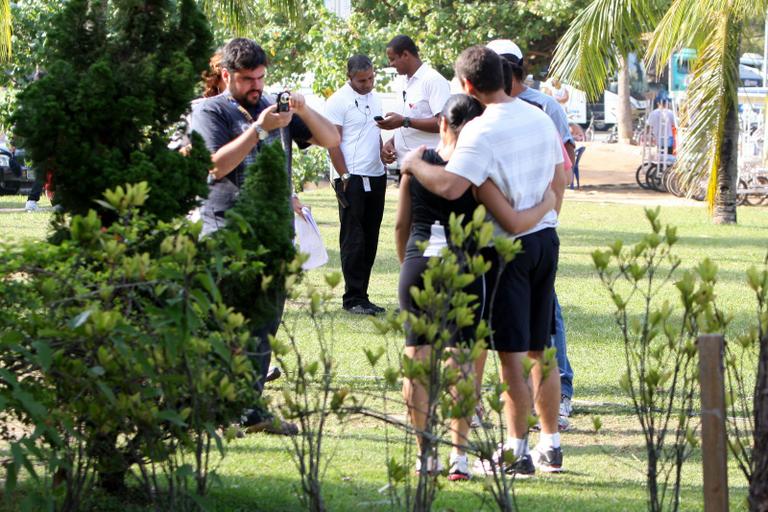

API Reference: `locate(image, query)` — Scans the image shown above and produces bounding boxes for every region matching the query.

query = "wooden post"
[698,334,729,512]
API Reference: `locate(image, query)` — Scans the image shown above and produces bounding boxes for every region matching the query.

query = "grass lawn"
[1,188,764,511]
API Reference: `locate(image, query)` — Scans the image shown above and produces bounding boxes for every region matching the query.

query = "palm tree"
[549,0,663,146]
[550,0,768,225]
[0,0,10,61]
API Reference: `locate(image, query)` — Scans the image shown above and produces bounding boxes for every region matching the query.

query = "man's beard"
[236,89,262,107]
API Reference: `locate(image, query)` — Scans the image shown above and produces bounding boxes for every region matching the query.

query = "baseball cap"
[486,39,523,64]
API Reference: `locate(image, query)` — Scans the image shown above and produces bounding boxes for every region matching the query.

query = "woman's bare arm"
[394,175,412,264]
[475,180,556,235]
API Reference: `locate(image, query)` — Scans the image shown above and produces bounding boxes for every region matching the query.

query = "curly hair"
[202,49,224,98]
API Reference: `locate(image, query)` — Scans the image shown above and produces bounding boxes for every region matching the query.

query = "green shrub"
[216,140,297,330]
[0,183,257,511]
[11,0,213,222]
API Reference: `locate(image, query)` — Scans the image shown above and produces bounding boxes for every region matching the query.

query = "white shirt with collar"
[393,63,450,164]
[324,82,385,177]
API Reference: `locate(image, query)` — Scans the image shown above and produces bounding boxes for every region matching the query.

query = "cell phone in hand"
[373,115,384,122]
[276,91,291,112]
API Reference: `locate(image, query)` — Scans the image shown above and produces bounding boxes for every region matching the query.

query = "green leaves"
[550,0,663,99]
[0,180,268,508]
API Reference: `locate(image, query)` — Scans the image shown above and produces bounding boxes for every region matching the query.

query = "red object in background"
[672,125,677,155]
[44,169,54,200]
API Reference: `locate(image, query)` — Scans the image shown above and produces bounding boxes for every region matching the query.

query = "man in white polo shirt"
[402,45,567,476]
[325,55,387,315]
[488,38,577,430]
[377,35,450,167]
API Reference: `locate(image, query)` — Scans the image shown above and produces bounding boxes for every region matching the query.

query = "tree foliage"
[206,0,588,97]
[11,0,213,222]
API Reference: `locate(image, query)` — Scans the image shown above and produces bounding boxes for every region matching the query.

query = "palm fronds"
[549,0,662,100]
[199,0,304,34]
[0,0,11,62]
[646,0,757,210]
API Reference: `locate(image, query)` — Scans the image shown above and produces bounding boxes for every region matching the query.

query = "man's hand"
[401,145,426,175]
[376,112,405,130]
[381,138,396,165]
[257,104,293,133]
[292,196,306,220]
[288,92,307,114]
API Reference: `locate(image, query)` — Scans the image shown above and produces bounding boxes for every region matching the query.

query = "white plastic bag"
[294,207,328,270]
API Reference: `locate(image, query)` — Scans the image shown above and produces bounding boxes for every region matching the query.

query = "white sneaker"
[25,200,38,212]
[415,455,444,476]
[559,395,573,417]
[448,454,471,481]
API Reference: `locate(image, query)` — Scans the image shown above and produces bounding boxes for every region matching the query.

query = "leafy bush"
[292,145,329,192]
[0,183,258,511]
[592,207,726,512]
[11,0,213,221]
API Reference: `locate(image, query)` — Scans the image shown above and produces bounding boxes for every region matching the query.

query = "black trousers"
[243,293,286,425]
[28,179,43,202]
[337,174,386,308]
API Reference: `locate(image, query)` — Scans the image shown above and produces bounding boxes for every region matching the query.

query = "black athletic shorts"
[481,228,559,353]
[398,256,485,347]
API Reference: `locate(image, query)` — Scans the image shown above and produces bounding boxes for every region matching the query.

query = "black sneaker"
[531,445,563,473]
[472,448,535,477]
[506,453,535,476]
[344,304,378,315]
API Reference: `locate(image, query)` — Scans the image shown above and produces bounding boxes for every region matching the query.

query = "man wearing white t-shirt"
[402,46,568,476]
[325,55,387,315]
[378,35,450,167]
[646,99,676,155]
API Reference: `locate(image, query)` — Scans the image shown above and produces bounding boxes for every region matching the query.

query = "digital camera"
[276,91,291,112]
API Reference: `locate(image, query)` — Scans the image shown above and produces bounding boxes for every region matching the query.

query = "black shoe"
[364,301,385,314]
[531,446,563,473]
[244,418,298,436]
[344,304,378,315]
[507,453,536,476]
[265,366,282,383]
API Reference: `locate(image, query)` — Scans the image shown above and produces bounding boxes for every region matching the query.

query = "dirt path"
[566,141,704,207]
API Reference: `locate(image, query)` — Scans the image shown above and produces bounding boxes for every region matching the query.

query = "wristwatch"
[341,173,351,183]
[402,117,411,128]
[253,123,270,140]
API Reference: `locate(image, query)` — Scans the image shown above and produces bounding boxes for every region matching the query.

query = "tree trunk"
[749,335,768,511]
[712,88,739,224]
[617,54,634,144]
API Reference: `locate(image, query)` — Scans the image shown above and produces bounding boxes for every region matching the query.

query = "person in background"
[378,35,450,170]
[646,99,676,155]
[548,78,570,107]
[325,55,387,315]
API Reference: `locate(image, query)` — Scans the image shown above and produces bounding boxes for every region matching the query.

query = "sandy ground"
[565,141,704,207]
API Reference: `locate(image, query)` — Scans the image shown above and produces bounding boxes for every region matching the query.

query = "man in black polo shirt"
[189,38,339,434]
